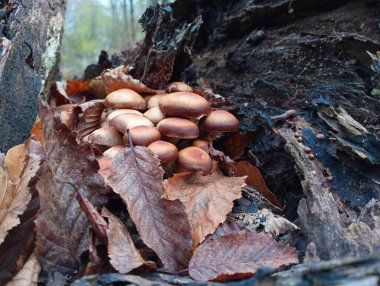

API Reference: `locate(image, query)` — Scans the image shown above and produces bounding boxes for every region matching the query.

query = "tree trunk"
[0,0,67,152]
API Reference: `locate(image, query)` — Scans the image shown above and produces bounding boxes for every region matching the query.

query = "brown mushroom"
[159,92,211,118]
[157,117,199,139]
[177,146,213,175]
[144,107,166,124]
[167,82,193,93]
[104,89,146,110]
[107,109,143,121]
[109,113,154,133]
[123,126,161,146]
[147,140,178,163]
[103,145,124,159]
[147,93,167,108]
[200,110,239,132]
[192,139,210,151]
[88,127,123,146]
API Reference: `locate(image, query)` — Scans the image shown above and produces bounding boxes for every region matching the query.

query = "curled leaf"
[164,167,246,248]
[189,231,299,282]
[101,66,157,94]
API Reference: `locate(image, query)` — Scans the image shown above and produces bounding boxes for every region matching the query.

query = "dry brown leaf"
[6,254,40,286]
[106,147,192,272]
[4,144,26,184]
[0,140,43,245]
[76,100,105,141]
[189,231,299,282]
[163,167,246,248]
[0,140,45,285]
[101,66,157,94]
[35,101,107,280]
[102,208,145,273]
[30,119,45,146]
[222,161,281,208]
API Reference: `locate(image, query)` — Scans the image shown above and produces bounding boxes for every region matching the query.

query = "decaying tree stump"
[128,0,380,263]
[0,0,66,152]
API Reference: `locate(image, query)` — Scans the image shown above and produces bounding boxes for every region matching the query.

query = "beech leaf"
[0,140,45,285]
[101,66,157,94]
[6,254,40,286]
[106,147,192,272]
[189,231,299,282]
[102,208,145,273]
[163,167,246,248]
[0,140,44,245]
[35,101,107,278]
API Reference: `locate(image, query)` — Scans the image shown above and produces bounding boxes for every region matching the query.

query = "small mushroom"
[192,139,210,151]
[88,127,123,146]
[157,117,199,139]
[159,92,211,118]
[144,107,166,124]
[123,126,161,146]
[103,145,124,159]
[177,146,213,175]
[147,140,178,163]
[147,93,167,108]
[200,110,239,132]
[167,82,193,93]
[109,113,154,133]
[107,109,143,121]
[104,89,146,110]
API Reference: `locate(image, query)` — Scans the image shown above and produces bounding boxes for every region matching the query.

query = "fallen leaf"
[163,166,246,248]
[0,140,44,245]
[0,140,45,285]
[6,254,40,286]
[223,161,281,208]
[106,147,192,272]
[102,208,145,273]
[101,66,157,94]
[35,101,107,280]
[189,231,299,282]
[4,144,26,184]
[76,100,105,141]
[30,120,45,146]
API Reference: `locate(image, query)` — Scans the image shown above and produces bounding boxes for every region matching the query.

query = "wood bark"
[0,0,66,152]
[129,0,380,267]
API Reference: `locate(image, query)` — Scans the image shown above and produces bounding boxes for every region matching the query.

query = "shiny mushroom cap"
[147,140,178,163]
[167,82,193,93]
[157,117,199,139]
[88,127,123,147]
[177,146,213,174]
[103,145,124,159]
[109,113,154,133]
[159,92,211,118]
[104,89,146,110]
[144,107,166,124]
[106,109,143,121]
[200,110,239,132]
[123,126,161,146]
[147,93,167,108]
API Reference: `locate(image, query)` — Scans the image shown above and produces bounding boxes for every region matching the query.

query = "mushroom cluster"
[88,82,239,174]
